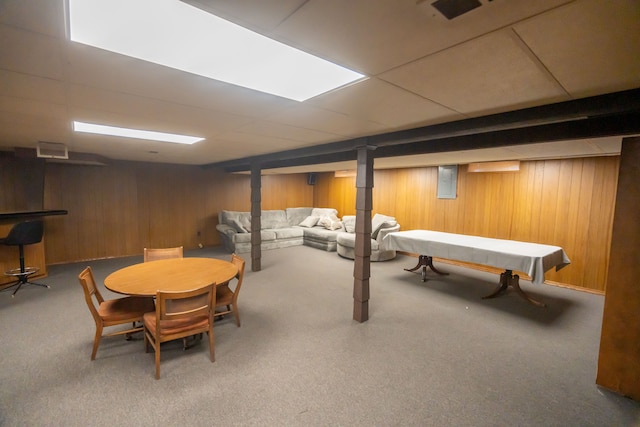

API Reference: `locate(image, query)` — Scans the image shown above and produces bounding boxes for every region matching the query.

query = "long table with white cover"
[382,230,571,306]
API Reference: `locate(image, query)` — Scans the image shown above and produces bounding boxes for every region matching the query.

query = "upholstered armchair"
[336,213,400,261]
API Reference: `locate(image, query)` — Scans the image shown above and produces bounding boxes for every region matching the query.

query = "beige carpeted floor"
[1,244,639,426]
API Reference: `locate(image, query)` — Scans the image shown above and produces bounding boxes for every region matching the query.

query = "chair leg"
[155,345,161,380]
[208,329,215,363]
[233,305,241,327]
[91,325,103,360]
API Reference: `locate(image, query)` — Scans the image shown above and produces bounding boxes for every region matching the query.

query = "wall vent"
[36,141,68,159]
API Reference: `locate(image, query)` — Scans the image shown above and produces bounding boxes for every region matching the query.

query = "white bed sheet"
[383,230,571,285]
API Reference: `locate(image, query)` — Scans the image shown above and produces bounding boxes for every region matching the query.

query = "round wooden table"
[104,257,238,296]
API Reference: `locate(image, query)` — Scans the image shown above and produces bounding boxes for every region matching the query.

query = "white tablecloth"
[383,230,571,285]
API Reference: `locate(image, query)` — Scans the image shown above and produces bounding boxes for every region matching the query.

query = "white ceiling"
[0,0,638,173]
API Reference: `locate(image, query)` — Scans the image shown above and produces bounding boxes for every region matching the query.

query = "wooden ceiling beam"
[204,88,640,173]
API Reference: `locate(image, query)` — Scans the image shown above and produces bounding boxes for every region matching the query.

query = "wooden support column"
[596,136,640,400]
[250,162,262,272]
[353,143,375,322]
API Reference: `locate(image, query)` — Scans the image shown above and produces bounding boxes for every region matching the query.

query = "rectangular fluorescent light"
[467,161,520,172]
[67,0,366,102]
[73,121,204,145]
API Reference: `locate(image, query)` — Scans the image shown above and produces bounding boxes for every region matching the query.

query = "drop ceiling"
[0,0,638,173]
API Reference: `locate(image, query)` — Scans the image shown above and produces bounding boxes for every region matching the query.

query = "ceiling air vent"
[36,141,68,159]
[431,0,482,20]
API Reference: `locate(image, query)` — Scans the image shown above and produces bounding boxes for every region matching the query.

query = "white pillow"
[299,215,320,228]
[318,215,343,230]
[371,214,397,239]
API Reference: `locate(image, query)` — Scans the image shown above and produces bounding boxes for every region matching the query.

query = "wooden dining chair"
[215,253,246,327]
[77,266,155,360]
[143,284,216,379]
[143,246,183,262]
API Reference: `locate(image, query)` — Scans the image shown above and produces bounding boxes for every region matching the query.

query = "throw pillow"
[229,218,248,233]
[319,215,343,231]
[299,215,320,228]
[371,214,397,239]
[311,208,338,218]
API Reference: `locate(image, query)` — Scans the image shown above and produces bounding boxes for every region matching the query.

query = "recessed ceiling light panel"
[73,121,204,145]
[68,0,366,101]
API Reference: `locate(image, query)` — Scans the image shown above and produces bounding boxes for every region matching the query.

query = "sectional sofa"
[216,207,343,253]
[216,207,400,261]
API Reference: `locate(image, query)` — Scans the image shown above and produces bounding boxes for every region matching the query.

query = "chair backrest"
[78,266,104,322]
[156,284,215,324]
[230,253,245,297]
[143,246,183,262]
[2,221,44,246]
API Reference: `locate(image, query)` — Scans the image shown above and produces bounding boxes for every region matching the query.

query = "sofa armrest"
[376,224,400,243]
[216,223,237,236]
[216,223,239,253]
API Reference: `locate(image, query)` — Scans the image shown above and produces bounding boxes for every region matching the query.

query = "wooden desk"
[104,258,238,297]
[383,230,571,306]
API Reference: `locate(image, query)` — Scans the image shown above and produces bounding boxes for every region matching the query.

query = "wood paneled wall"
[39,161,313,264]
[315,156,620,292]
[1,155,619,291]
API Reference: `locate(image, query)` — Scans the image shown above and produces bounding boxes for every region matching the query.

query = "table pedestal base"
[482,270,546,307]
[404,256,546,307]
[404,255,449,282]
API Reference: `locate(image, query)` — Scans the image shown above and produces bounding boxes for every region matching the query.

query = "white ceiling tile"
[379,29,570,115]
[271,0,574,75]
[182,0,308,32]
[0,0,64,38]
[307,77,463,129]
[0,25,64,79]
[237,120,342,144]
[0,70,67,104]
[267,104,388,137]
[514,0,640,97]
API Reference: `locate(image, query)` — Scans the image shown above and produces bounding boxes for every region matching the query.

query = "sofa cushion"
[336,232,380,251]
[286,207,313,226]
[229,218,248,233]
[303,226,341,242]
[261,210,289,229]
[273,227,304,239]
[311,207,338,218]
[220,210,251,227]
[239,216,251,231]
[299,215,320,228]
[371,214,398,239]
[342,215,356,233]
[234,230,277,243]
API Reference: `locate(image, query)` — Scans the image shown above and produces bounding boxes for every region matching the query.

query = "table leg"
[404,255,449,282]
[482,270,546,307]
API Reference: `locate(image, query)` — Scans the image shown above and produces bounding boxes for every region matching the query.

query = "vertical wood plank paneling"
[3,154,621,292]
[318,157,620,292]
[40,161,314,264]
[262,174,314,209]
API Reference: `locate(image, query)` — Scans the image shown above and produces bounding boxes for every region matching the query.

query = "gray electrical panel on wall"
[437,165,458,199]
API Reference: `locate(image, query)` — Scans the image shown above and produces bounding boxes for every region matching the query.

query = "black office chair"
[0,220,50,297]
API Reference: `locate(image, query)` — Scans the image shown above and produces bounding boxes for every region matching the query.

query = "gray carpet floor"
[1,245,639,426]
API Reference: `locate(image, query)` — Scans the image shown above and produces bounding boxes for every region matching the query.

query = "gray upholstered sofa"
[336,214,400,261]
[216,207,344,253]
